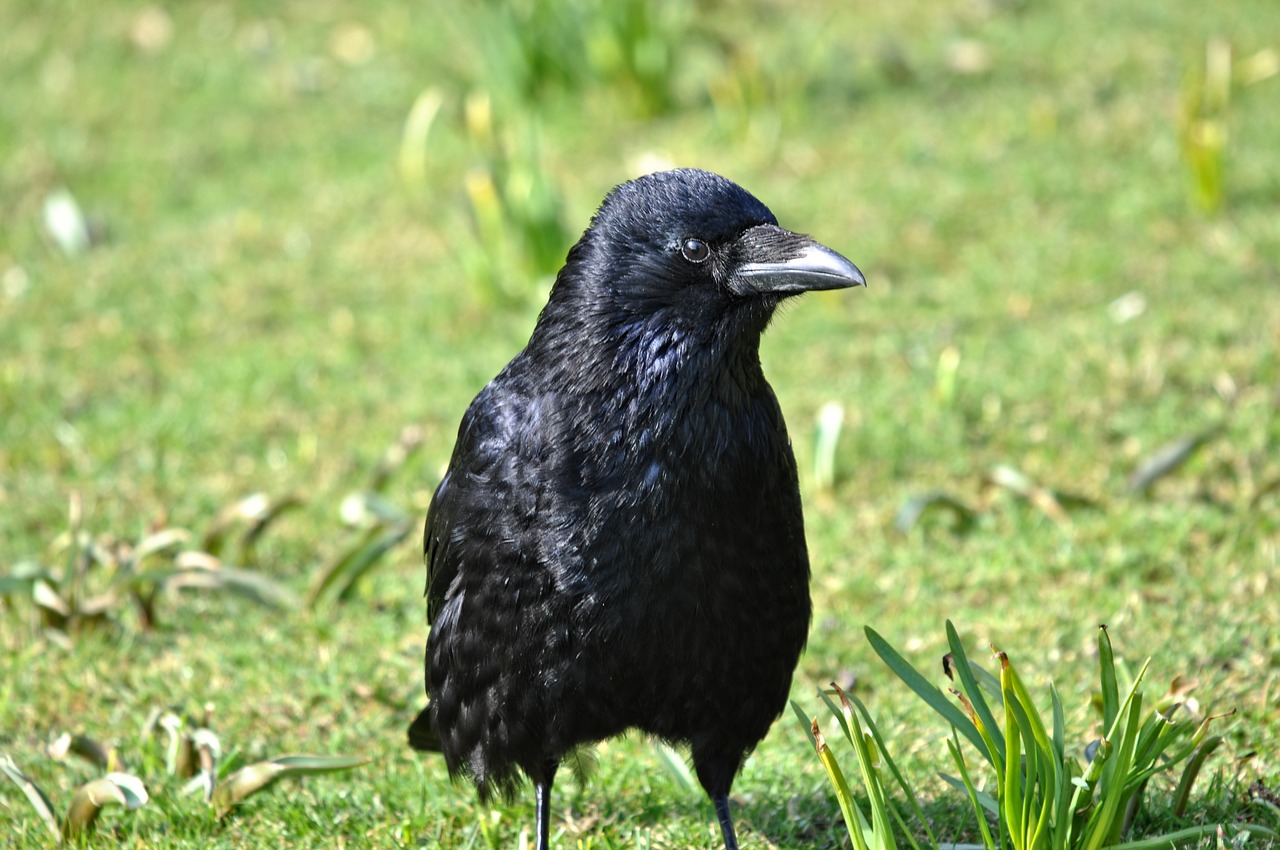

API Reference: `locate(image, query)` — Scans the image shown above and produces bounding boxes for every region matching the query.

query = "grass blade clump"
[308,426,423,607]
[14,707,372,836]
[455,93,572,306]
[893,491,979,535]
[63,773,150,841]
[802,623,1271,850]
[462,0,696,116]
[0,493,298,641]
[1,754,63,844]
[201,492,302,564]
[793,683,938,850]
[45,733,113,772]
[212,755,370,817]
[307,523,412,607]
[864,626,986,755]
[2,752,149,844]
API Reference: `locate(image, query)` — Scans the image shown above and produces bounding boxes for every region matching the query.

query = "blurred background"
[2,0,1278,847]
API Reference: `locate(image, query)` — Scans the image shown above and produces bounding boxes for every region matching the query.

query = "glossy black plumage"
[409,169,864,849]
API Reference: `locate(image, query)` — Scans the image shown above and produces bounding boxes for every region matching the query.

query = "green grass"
[3,0,1279,846]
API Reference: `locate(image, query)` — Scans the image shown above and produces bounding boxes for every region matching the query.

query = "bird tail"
[407,704,443,752]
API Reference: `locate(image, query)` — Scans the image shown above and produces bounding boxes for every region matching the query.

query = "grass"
[799,623,1270,850]
[2,0,1279,846]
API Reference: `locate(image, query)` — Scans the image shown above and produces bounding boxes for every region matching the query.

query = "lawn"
[2,0,1278,847]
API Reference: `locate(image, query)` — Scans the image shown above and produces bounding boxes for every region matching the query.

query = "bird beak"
[732,225,866,296]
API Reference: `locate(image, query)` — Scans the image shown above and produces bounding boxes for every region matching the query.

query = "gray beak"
[732,225,866,296]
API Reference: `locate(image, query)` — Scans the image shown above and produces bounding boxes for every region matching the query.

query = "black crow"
[409,168,865,849]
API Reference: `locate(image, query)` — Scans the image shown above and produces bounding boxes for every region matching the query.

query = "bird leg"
[694,750,744,850]
[534,759,558,850]
[713,792,740,850]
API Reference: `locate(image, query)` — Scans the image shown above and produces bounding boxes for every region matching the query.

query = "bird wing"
[424,376,546,625]
[422,466,457,625]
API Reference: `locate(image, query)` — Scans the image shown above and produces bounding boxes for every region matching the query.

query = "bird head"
[543,169,865,341]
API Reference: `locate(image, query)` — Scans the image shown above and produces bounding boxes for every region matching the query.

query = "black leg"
[534,759,558,850]
[713,792,740,850]
[694,750,744,850]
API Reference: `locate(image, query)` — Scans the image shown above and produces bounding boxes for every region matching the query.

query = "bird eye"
[680,238,710,264]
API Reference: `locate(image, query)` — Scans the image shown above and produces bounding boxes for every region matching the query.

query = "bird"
[408,168,865,850]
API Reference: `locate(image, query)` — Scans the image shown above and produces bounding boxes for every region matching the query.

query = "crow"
[409,168,865,849]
